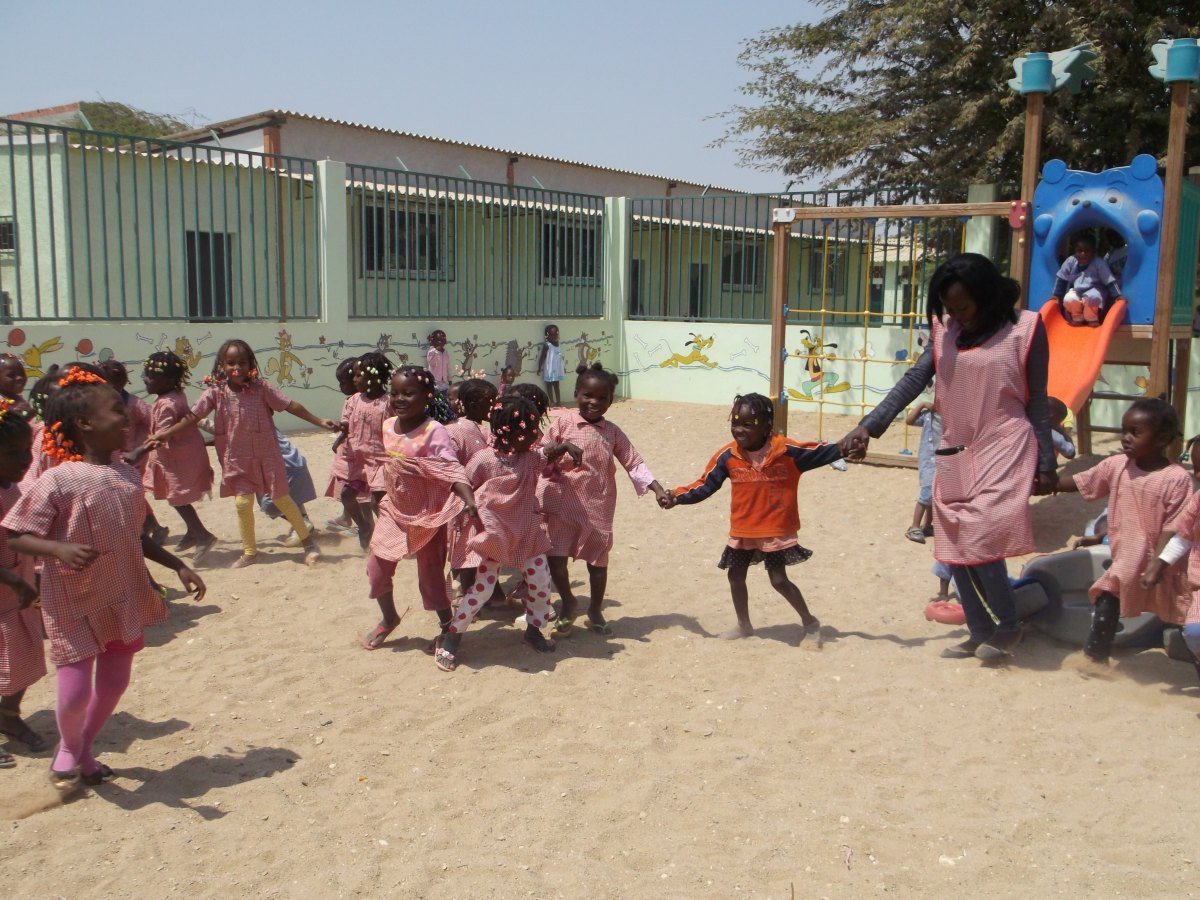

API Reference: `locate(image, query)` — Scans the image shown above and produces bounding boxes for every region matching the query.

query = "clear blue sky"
[2,0,821,193]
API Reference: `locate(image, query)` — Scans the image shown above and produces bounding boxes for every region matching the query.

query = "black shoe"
[976,629,1022,663]
[940,639,981,659]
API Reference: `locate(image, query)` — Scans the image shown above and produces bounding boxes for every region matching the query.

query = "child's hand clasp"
[57,543,99,571]
[13,579,37,609]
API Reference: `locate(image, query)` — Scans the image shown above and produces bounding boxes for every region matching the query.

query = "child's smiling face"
[730,402,771,453]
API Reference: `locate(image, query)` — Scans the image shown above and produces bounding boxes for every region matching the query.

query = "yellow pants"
[234,493,308,558]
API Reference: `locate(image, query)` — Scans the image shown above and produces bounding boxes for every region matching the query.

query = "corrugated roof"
[167,109,747,195]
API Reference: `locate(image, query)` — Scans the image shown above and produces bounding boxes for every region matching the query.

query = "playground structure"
[768,39,1200,460]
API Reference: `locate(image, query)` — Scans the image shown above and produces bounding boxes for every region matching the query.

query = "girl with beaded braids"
[338,352,394,549]
[4,369,205,789]
[126,351,217,563]
[146,338,338,569]
[667,392,841,642]
[0,398,47,767]
[98,358,164,544]
[435,395,558,672]
[325,356,369,535]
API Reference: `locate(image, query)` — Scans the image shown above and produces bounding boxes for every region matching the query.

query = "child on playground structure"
[1052,398,1192,666]
[904,398,939,544]
[1050,232,1125,327]
[425,330,451,393]
[536,324,565,407]
[668,392,840,642]
[1048,397,1077,460]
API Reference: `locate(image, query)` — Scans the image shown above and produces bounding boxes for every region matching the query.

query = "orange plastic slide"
[1038,298,1127,414]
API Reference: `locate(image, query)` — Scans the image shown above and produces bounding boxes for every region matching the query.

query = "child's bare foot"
[719,623,754,640]
[523,624,556,653]
[801,618,824,649]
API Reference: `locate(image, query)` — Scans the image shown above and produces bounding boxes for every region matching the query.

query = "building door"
[186,230,233,320]
[688,263,708,320]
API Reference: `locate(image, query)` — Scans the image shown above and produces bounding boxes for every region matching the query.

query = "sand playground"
[2,398,1198,898]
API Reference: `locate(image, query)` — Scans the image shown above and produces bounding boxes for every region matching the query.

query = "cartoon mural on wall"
[659,334,718,369]
[785,329,850,400]
[265,329,313,387]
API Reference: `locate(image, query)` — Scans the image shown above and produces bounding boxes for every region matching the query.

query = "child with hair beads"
[1050,233,1125,327]
[542,363,670,635]
[668,393,840,641]
[435,395,558,672]
[147,339,338,569]
[99,359,166,544]
[536,324,565,407]
[4,369,205,788]
[426,330,451,393]
[131,351,217,562]
[1053,398,1192,666]
[0,353,29,413]
[0,400,46,766]
[325,356,368,535]
[340,352,394,547]
[498,366,516,398]
[362,367,478,651]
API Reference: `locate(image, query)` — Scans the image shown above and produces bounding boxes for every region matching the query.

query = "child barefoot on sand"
[146,339,338,569]
[1053,398,1192,666]
[541,363,670,636]
[0,400,47,767]
[4,369,205,789]
[668,393,841,641]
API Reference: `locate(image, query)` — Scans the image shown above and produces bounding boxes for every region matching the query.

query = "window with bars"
[362,204,451,279]
[720,238,765,291]
[0,216,14,253]
[540,216,598,283]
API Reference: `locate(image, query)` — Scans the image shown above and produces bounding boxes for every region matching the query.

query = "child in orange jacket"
[666,392,841,642]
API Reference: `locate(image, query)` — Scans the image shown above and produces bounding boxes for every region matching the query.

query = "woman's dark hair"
[489,396,540,452]
[926,253,1020,334]
[730,392,774,430]
[509,382,549,419]
[210,338,259,380]
[143,350,189,392]
[357,352,393,394]
[1128,396,1180,440]
[575,362,618,393]
[335,356,359,383]
[458,378,497,408]
[393,365,456,423]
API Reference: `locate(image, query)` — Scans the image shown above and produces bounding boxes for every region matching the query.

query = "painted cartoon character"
[786,330,850,399]
[173,336,203,370]
[659,334,717,368]
[576,332,602,367]
[21,337,64,378]
[265,329,306,385]
[459,336,478,373]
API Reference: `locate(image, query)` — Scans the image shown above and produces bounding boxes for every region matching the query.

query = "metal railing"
[0,118,321,321]
[345,165,605,319]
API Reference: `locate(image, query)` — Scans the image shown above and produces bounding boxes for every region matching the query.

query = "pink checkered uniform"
[366,418,465,611]
[122,392,153,473]
[539,411,656,566]
[20,420,53,490]
[325,395,366,500]
[143,390,214,506]
[1165,488,1200,626]
[2,461,166,666]
[342,392,392,491]
[444,418,490,569]
[0,481,45,695]
[451,447,555,635]
[1074,454,1193,622]
[191,380,291,498]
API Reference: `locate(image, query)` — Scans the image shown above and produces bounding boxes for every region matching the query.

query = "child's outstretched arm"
[451,482,480,520]
[141,535,207,601]
[147,410,200,448]
[904,401,934,427]
[785,440,843,473]
[612,429,672,507]
[672,448,733,508]
[9,532,98,571]
[284,399,338,432]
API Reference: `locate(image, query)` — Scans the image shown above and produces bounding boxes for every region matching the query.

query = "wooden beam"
[859,450,918,469]
[769,220,790,434]
[775,201,1015,222]
[1011,91,1045,309]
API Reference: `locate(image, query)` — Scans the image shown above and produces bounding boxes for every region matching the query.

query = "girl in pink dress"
[541,364,670,635]
[4,369,205,789]
[1055,398,1192,664]
[325,356,368,535]
[362,367,479,651]
[129,351,217,563]
[147,339,338,569]
[340,352,394,548]
[0,353,29,413]
[444,379,498,597]
[98,359,166,543]
[435,395,558,672]
[841,254,1057,664]
[0,401,47,767]
[425,330,451,393]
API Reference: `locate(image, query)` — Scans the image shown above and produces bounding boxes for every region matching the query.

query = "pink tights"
[53,647,135,775]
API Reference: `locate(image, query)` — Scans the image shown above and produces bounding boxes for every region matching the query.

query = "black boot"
[1084,594,1120,663]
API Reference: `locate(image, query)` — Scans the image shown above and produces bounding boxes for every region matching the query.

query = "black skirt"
[717,543,813,571]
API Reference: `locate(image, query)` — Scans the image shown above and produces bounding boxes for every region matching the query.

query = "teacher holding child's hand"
[839,253,1056,664]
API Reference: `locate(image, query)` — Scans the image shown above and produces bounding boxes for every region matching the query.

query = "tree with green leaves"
[718,1,1197,199]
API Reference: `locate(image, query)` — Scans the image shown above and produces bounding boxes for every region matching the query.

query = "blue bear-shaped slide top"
[1027,154,1163,325]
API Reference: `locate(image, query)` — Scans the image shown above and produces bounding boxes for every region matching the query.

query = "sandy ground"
[3,399,1198,898]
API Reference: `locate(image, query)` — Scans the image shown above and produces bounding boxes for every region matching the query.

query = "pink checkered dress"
[191,380,291,498]
[3,461,165,666]
[342,392,392,491]
[1077,454,1193,622]
[444,419,490,569]
[1168,489,1200,626]
[931,311,1039,564]
[464,448,551,567]
[370,418,466,562]
[539,411,657,567]
[143,391,214,506]
[123,392,153,474]
[20,420,54,491]
[0,482,45,695]
[325,395,359,499]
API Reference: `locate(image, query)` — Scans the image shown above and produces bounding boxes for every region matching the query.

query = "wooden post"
[1009,91,1044,309]
[1148,80,1192,398]
[1076,398,1092,456]
[1173,337,1192,452]
[770,220,791,434]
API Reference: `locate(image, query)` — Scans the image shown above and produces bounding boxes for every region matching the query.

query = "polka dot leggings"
[449,556,555,634]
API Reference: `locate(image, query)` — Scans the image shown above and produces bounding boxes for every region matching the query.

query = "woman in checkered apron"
[0,401,46,769]
[841,254,1057,664]
[4,370,206,790]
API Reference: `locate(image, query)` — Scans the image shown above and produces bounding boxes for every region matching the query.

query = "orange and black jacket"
[672,435,841,539]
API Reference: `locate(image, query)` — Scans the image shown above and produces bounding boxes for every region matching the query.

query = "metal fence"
[345,164,604,319]
[627,188,991,325]
[0,118,321,321]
